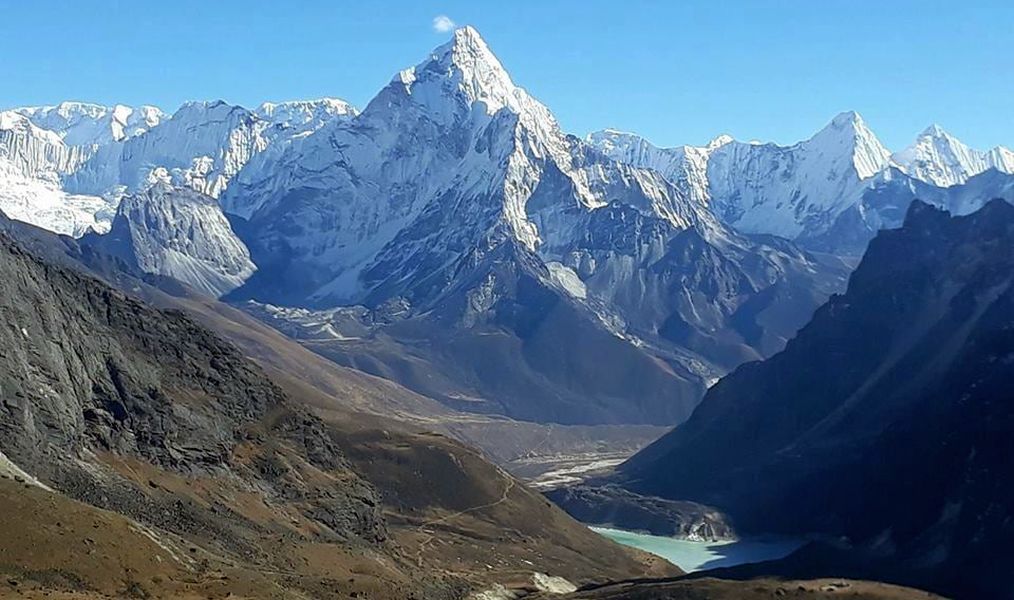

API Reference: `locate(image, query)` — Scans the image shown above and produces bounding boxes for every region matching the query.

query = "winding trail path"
[414,469,516,566]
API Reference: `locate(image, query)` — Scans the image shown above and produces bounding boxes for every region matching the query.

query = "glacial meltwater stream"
[592,527,803,572]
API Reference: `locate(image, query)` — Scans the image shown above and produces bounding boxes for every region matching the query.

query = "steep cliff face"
[0,110,91,178]
[83,183,255,297]
[0,98,358,237]
[67,100,272,198]
[0,232,385,544]
[0,110,111,235]
[618,199,1014,598]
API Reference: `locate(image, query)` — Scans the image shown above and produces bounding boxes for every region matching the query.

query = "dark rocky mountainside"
[0,230,399,587]
[0,232,354,491]
[0,228,677,598]
[616,198,1014,598]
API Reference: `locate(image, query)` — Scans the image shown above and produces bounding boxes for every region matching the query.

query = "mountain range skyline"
[3,1,1013,150]
[5,24,1010,430]
[2,9,1014,600]
[4,96,1009,164]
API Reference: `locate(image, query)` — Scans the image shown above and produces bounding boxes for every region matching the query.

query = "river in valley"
[591,527,803,573]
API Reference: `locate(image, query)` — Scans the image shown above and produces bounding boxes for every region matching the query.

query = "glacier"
[1,98,358,237]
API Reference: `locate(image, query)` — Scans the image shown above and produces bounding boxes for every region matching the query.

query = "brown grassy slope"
[547,577,943,600]
[0,478,290,600]
[0,418,675,600]
[0,473,462,600]
[336,428,678,591]
[0,476,937,600]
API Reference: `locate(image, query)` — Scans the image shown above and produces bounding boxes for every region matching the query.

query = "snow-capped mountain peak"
[705,134,734,151]
[889,124,1006,187]
[421,25,517,115]
[255,98,358,130]
[806,110,890,180]
[13,101,164,146]
[0,110,64,146]
[670,111,892,239]
[385,25,564,155]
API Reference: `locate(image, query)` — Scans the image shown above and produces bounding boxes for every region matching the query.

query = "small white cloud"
[432,15,456,33]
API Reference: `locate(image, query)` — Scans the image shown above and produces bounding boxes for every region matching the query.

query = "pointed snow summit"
[891,124,1014,187]
[591,111,892,240]
[410,25,519,114]
[808,110,891,180]
[223,25,661,305]
[383,25,567,165]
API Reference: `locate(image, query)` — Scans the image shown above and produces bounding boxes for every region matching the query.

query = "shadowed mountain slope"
[617,198,1014,598]
[0,227,676,598]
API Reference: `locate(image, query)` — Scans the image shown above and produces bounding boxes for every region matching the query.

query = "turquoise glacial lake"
[591,527,803,573]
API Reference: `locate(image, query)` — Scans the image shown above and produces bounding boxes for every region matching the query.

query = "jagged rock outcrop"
[83,183,255,297]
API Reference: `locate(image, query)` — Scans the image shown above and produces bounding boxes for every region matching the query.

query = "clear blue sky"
[2,0,1011,151]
